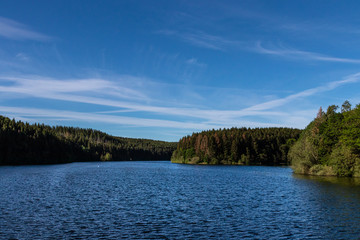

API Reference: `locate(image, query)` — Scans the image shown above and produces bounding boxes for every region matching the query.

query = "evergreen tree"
[289,101,360,177]
[171,127,301,165]
[0,115,177,165]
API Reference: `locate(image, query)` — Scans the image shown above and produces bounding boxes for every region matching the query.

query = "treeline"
[289,101,360,177]
[0,115,177,165]
[171,127,302,165]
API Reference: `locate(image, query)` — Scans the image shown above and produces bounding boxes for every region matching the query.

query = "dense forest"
[0,115,177,165]
[171,127,302,165]
[289,101,360,177]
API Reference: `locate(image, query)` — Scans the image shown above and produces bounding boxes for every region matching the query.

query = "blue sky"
[1,0,360,141]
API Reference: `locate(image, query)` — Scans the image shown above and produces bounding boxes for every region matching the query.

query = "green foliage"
[341,100,351,113]
[308,165,336,176]
[100,152,113,161]
[171,127,302,166]
[185,148,195,159]
[288,126,319,174]
[289,101,360,177]
[0,115,177,165]
[329,145,359,177]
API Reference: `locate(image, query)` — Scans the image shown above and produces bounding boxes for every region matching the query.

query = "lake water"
[0,161,359,239]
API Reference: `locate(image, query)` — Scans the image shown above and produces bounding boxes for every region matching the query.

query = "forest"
[289,101,360,177]
[0,115,177,165]
[3,100,360,174]
[171,127,302,165]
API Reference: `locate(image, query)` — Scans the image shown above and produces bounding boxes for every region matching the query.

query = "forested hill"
[289,101,360,177]
[0,115,177,165]
[171,127,302,165]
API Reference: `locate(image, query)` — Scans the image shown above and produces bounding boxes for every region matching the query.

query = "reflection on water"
[292,173,360,239]
[294,173,360,186]
[0,162,359,239]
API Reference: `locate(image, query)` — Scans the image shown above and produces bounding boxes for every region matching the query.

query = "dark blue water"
[0,161,359,239]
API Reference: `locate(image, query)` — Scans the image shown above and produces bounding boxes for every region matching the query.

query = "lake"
[0,161,359,239]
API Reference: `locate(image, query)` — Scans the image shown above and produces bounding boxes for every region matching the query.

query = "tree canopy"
[289,101,360,177]
[171,127,301,165]
[0,115,177,165]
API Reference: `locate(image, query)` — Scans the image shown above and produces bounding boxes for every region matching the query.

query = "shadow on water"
[291,173,360,239]
[293,173,360,187]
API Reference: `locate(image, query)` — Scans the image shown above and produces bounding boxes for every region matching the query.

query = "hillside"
[289,101,360,177]
[0,116,177,165]
[171,127,301,165]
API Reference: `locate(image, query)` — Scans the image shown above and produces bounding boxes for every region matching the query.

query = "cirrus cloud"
[0,16,51,41]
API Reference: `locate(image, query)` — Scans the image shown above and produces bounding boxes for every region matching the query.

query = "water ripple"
[0,162,359,239]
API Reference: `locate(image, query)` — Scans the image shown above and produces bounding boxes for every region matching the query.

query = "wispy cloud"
[244,72,360,111]
[1,72,359,131]
[159,30,360,65]
[15,53,30,61]
[279,20,360,38]
[0,106,218,130]
[254,42,360,64]
[0,75,286,121]
[0,105,291,131]
[0,16,51,41]
[185,58,207,67]
[0,75,148,101]
[158,30,242,51]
